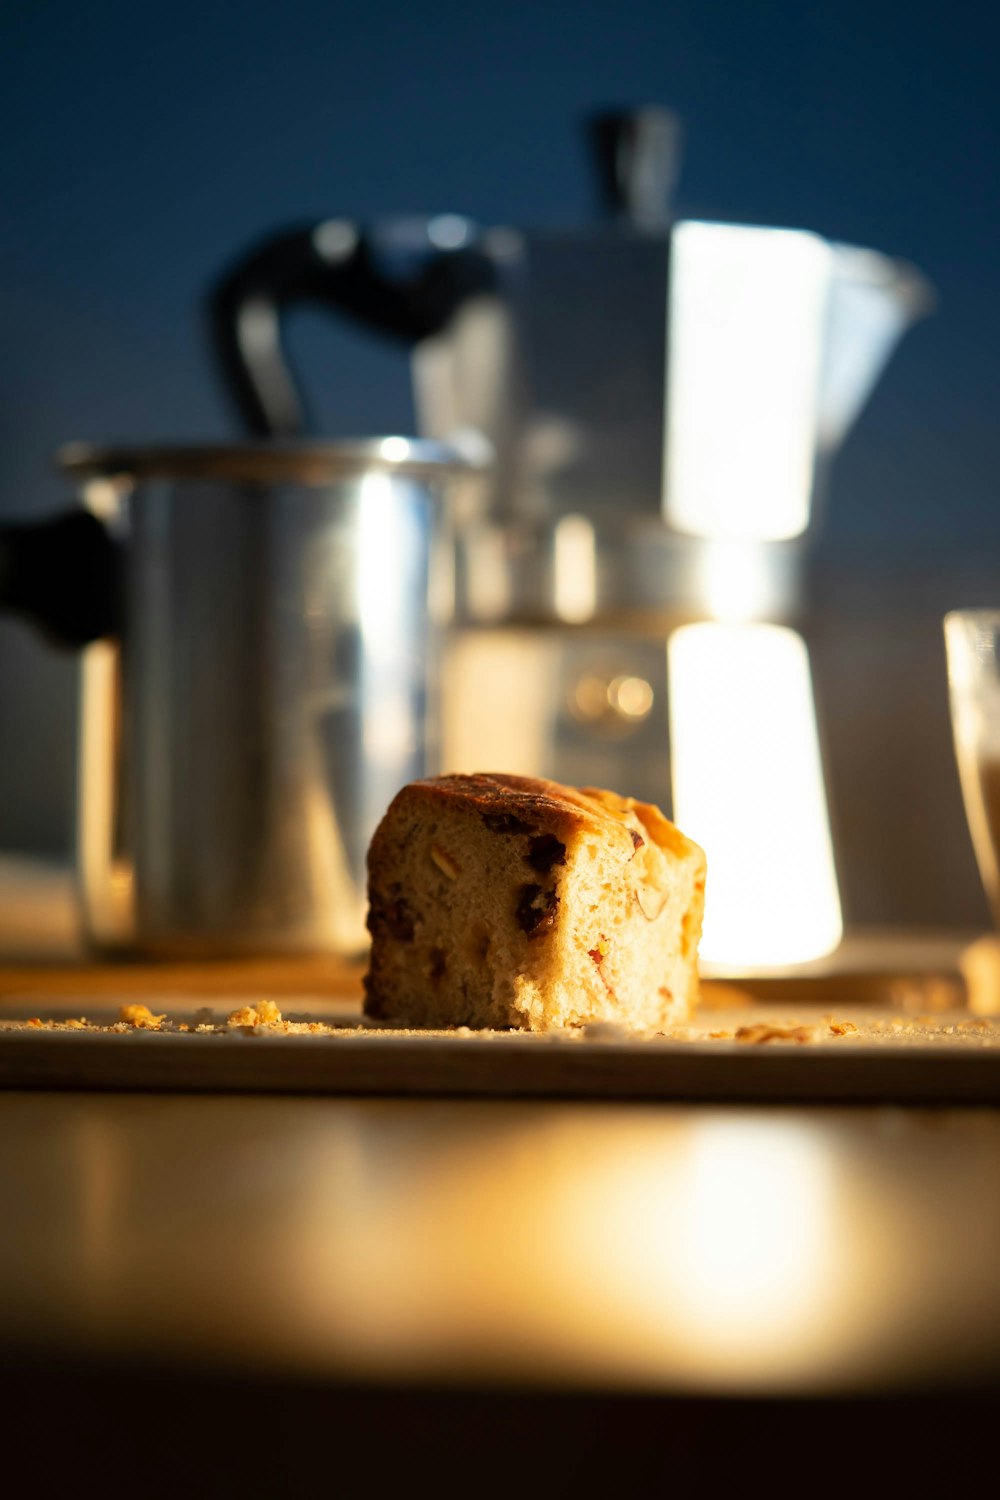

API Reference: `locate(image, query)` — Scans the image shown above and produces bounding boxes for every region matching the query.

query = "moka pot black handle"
[207,218,498,437]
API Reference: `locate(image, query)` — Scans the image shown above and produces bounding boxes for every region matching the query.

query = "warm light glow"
[552,513,597,623]
[77,640,134,946]
[291,1111,841,1390]
[666,1122,832,1350]
[609,674,654,720]
[668,622,842,965]
[571,672,655,727]
[665,221,831,541]
[572,1119,837,1379]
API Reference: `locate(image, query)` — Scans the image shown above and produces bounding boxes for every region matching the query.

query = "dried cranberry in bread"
[363,773,706,1031]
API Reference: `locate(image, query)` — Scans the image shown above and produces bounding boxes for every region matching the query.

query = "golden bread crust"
[402,773,636,846]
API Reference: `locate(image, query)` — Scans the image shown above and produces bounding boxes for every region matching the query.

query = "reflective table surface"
[3,1091,999,1496]
[3,1091,1000,1397]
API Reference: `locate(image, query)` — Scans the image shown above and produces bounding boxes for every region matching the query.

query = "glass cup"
[944,610,1000,921]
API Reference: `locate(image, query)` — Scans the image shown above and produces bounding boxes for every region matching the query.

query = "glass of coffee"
[944,610,1000,919]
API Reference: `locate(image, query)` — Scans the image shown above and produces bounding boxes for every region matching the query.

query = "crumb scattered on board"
[1,1001,999,1048]
[10,1000,341,1038]
[728,1019,859,1045]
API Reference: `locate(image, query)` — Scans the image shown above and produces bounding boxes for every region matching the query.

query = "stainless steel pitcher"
[0,440,479,956]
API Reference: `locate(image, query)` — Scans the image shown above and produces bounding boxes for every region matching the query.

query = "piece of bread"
[363,773,706,1032]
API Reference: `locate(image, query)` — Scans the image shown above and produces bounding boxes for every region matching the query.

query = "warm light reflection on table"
[2,1095,1000,1395]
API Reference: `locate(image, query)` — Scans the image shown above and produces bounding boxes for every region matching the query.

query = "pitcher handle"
[0,510,120,647]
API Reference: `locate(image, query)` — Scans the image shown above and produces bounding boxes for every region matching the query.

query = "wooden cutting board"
[2,990,999,1103]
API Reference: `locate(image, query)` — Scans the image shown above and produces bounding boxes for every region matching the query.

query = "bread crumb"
[828,1019,859,1036]
[118,1003,166,1030]
[226,1000,283,1028]
[734,1023,820,1045]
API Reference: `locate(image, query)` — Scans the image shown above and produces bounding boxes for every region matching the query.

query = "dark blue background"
[1,0,998,854]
